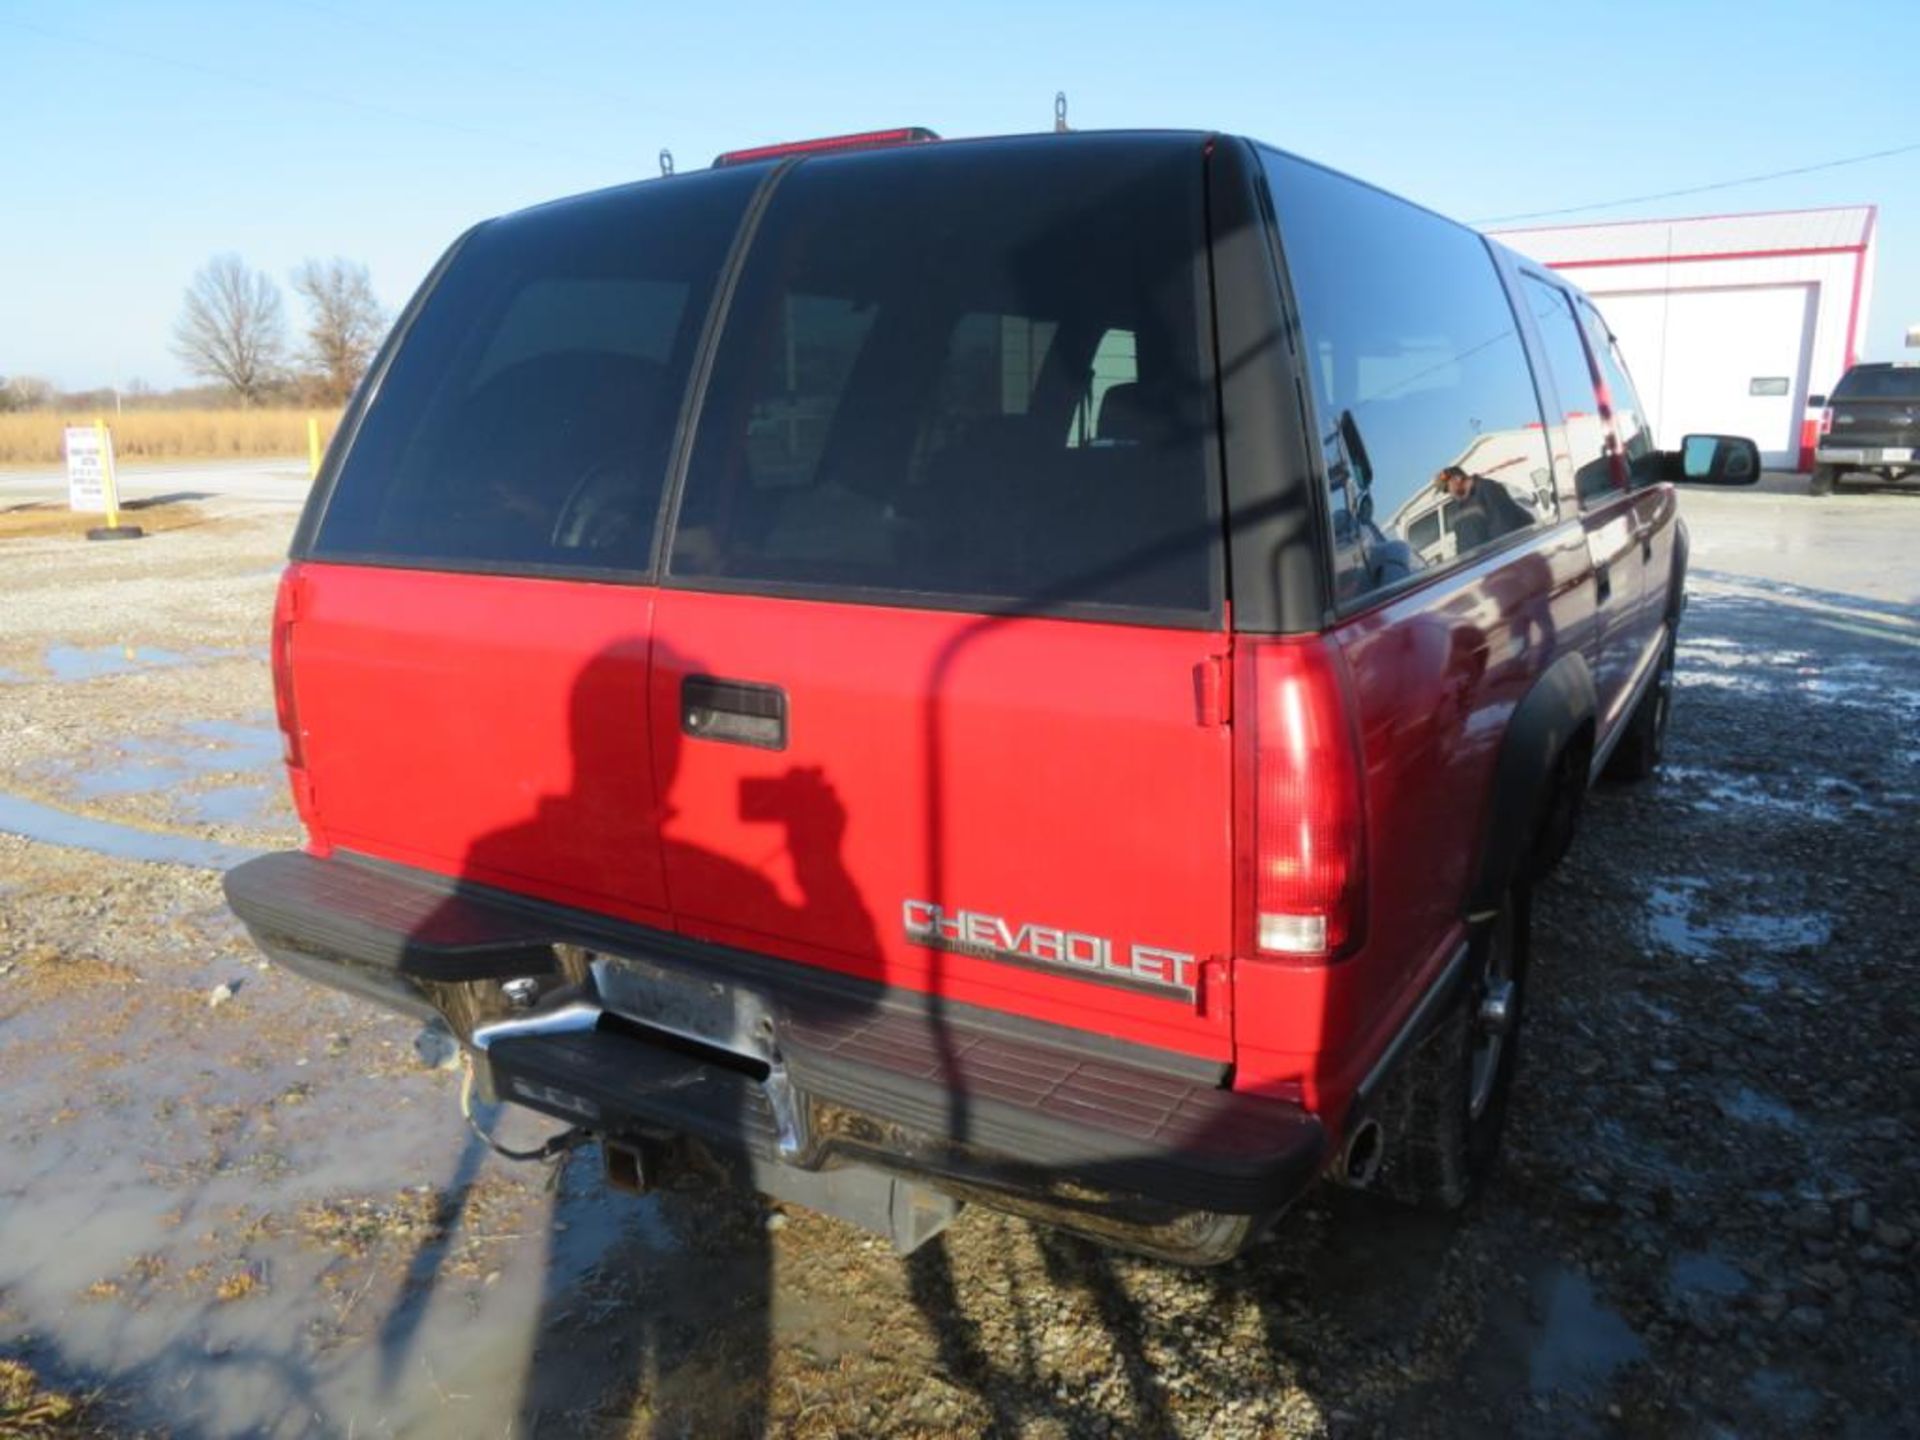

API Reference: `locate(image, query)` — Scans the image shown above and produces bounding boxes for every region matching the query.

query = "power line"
[276,0,672,121]
[1474,140,1920,226]
[0,15,632,171]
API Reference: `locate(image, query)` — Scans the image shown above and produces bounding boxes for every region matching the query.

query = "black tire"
[1809,465,1839,496]
[1604,631,1674,783]
[1375,889,1531,1211]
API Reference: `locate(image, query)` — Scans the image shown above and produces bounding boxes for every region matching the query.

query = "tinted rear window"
[1833,366,1920,400]
[668,139,1217,616]
[312,168,757,572]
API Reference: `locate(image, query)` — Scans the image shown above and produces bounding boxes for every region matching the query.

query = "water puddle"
[181,785,275,826]
[0,1020,694,1440]
[1525,1267,1645,1396]
[1744,1369,1820,1427]
[34,718,282,828]
[1668,1252,1748,1298]
[1660,765,1853,823]
[1644,880,1831,962]
[42,644,196,682]
[0,643,255,685]
[0,792,260,870]
[1718,1086,1802,1130]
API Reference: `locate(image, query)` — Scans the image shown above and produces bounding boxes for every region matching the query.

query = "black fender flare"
[1467,650,1597,915]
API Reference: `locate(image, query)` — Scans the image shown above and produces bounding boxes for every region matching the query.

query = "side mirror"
[1671,433,1763,486]
[1808,394,1827,409]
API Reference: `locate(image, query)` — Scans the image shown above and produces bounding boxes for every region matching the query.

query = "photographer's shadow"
[381,641,877,1437]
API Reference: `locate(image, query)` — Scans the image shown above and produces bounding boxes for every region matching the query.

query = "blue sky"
[4,0,1916,392]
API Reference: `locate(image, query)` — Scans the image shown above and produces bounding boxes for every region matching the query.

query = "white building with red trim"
[1496,206,1877,470]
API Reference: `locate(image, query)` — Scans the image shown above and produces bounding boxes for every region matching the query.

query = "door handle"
[682,676,788,750]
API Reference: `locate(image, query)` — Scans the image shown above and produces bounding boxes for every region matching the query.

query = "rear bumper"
[1817,445,1916,467]
[225,850,1325,1256]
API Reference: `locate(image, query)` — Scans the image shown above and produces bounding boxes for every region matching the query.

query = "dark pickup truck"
[1814,362,1920,493]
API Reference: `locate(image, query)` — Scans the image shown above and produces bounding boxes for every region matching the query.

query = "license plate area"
[590,952,781,1067]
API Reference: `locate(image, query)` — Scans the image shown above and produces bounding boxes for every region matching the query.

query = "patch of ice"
[1643,878,1831,961]
[1718,1086,1802,1129]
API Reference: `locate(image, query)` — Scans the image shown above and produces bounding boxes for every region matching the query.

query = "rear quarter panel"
[1233,523,1594,1115]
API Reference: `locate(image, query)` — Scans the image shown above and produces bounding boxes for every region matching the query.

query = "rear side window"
[1518,274,1615,505]
[312,169,758,573]
[1577,300,1657,487]
[1262,152,1553,604]
[669,140,1217,616]
[1833,366,1920,400]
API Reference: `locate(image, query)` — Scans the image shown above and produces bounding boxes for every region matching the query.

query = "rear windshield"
[668,138,1218,616]
[311,168,758,572]
[1832,366,1920,401]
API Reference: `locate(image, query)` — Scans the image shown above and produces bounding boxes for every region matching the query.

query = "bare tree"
[172,255,287,405]
[0,375,55,412]
[290,257,386,405]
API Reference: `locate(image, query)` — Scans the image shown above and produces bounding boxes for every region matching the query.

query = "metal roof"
[1494,205,1875,265]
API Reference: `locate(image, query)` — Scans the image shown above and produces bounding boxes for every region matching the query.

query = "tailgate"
[650,591,1236,1060]
[1828,396,1920,451]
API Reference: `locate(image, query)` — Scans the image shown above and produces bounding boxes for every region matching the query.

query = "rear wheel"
[1810,465,1839,496]
[1604,632,1674,782]
[1375,889,1531,1211]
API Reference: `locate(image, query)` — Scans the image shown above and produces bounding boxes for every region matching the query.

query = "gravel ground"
[0,484,1915,1438]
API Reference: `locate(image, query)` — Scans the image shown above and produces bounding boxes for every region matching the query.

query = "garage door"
[1592,285,1815,468]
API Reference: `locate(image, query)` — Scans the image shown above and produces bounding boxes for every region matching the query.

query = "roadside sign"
[65,425,113,513]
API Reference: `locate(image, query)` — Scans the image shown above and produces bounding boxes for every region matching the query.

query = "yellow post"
[308,415,322,479]
[94,416,122,530]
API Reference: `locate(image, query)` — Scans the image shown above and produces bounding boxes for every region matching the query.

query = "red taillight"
[271,566,305,770]
[1237,638,1367,959]
[712,126,938,167]
[1819,407,1834,437]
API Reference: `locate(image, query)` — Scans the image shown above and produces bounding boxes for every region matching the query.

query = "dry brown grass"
[0,1358,95,1435]
[0,409,340,467]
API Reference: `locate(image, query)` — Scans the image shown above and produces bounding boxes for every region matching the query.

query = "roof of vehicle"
[483,128,1542,268]
[493,129,1219,228]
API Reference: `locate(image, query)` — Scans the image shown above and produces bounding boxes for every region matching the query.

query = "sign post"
[64,419,143,541]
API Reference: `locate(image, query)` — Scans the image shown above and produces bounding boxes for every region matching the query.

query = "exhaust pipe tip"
[1335,1117,1384,1189]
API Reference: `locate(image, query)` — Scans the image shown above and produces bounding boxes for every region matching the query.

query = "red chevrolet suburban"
[226,129,1760,1263]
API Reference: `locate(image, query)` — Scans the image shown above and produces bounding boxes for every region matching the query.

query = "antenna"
[1054,91,1069,133]
[659,148,675,177]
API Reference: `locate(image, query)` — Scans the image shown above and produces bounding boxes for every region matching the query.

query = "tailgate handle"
[682,676,788,750]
